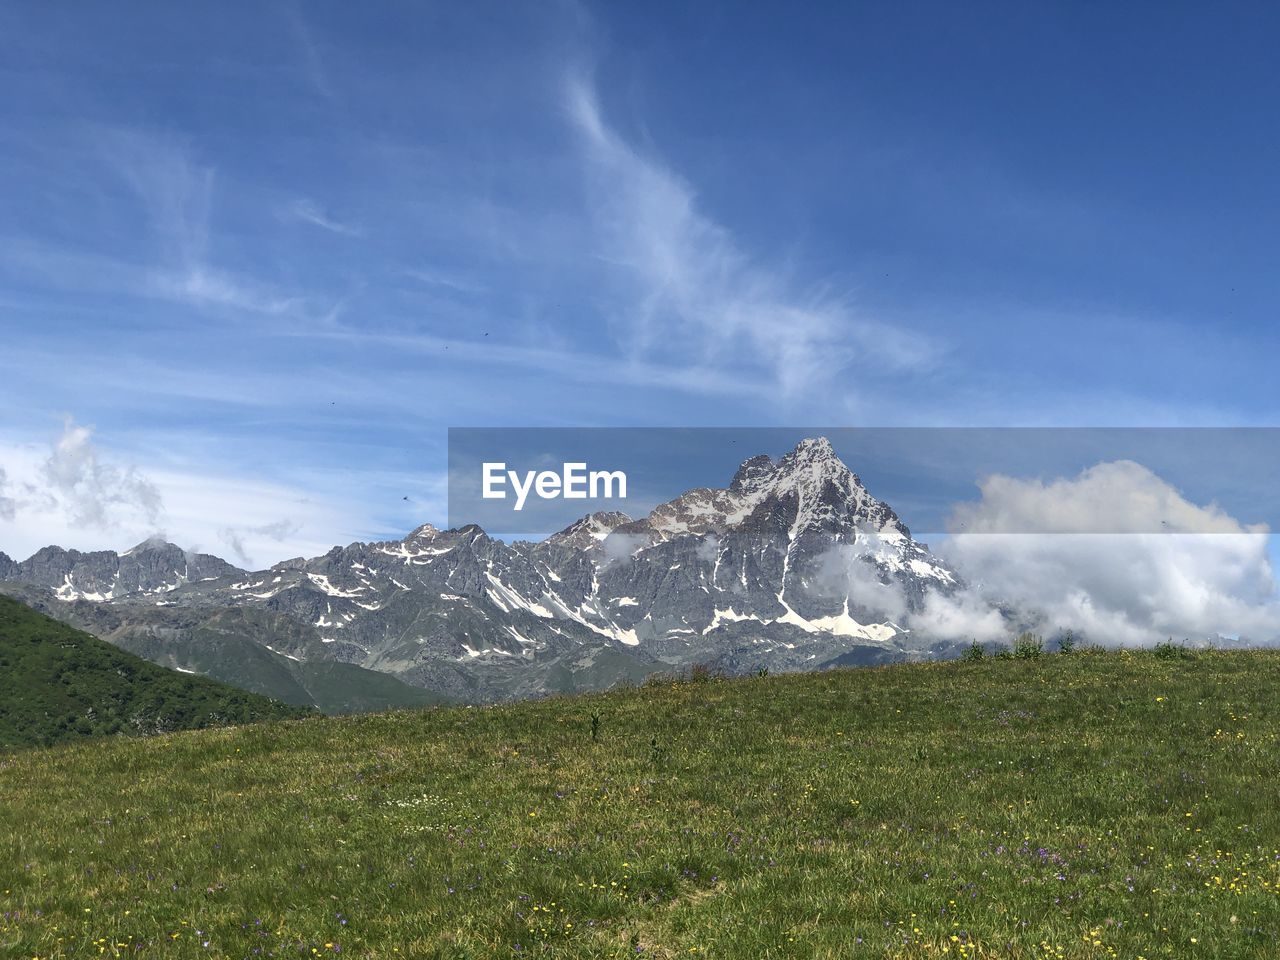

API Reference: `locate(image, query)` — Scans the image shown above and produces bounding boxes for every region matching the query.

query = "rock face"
[7,540,241,601]
[1,438,973,703]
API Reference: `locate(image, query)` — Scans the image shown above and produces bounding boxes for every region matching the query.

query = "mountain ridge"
[1,437,982,704]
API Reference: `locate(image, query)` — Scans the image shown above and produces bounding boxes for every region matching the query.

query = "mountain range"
[0,437,986,706]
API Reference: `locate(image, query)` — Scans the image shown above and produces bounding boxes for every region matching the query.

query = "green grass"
[3,648,1280,958]
[0,595,310,749]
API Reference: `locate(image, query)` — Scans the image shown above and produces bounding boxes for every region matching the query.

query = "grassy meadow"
[3,647,1279,959]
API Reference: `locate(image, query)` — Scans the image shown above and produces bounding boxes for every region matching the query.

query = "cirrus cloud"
[565,75,941,401]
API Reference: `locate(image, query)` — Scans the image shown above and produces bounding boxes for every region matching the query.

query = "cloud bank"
[807,460,1280,647]
[948,460,1260,535]
[937,461,1280,645]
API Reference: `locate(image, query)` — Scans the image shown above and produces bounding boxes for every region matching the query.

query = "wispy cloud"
[405,268,486,296]
[288,197,363,236]
[311,324,762,400]
[100,129,312,317]
[284,2,335,101]
[102,130,213,272]
[219,519,300,566]
[151,267,306,316]
[564,75,941,400]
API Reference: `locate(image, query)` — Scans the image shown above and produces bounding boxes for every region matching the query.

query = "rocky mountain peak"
[773,436,858,485]
[755,436,904,537]
[123,538,184,560]
[544,511,634,551]
[728,438,860,498]
[729,454,775,495]
[788,434,838,459]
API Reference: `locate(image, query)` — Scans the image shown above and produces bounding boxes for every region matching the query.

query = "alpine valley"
[0,438,993,709]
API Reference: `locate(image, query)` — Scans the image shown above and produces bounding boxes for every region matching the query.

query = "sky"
[2,1,1280,573]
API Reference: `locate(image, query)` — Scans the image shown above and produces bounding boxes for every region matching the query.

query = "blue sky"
[2,2,1279,566]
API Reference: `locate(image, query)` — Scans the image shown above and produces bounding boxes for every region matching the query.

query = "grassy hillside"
[1,587,454,714]
[0,594,310,749]
[3,648,1280,958]
[288,659,454,714]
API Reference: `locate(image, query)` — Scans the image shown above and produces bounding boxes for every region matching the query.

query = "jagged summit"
[730,437,841,485]
[739,436,867,497]
[544,511,634,551]
[768,436,907,539]
[617,436,905,545]
[123,536,181,556]
[5,540,243,602]
[775,436,856,481]
[729,453,775,494]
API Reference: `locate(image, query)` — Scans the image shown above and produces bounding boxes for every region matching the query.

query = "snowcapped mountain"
[1,438,974,704]
[2,539,241,601]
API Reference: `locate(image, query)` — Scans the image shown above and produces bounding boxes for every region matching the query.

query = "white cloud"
[600,531,650,567]
[693,534,719,564]
[0,467,15,521]
[150,466,410,568]
[565,76,939,400]
[405,268,486,295]
[313,325,762,399]
[948,460,1258,534]
[938,461,1280,645]
[798,461,1280,646]
[808,541,1007,643]
[40,418,163,529]
[0,425,406,567]
[910,588,1010,644]
[810,543,910,621]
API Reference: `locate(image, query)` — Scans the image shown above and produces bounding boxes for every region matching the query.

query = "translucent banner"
[447,427,1280,537]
